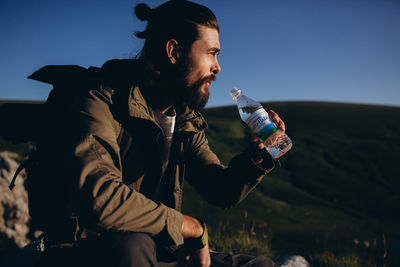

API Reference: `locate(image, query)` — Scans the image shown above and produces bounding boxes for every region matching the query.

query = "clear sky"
[1,0,399,107]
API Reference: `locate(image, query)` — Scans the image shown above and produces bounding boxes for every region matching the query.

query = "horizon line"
[1,98,399,109]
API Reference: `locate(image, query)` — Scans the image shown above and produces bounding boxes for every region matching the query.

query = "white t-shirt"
[153,109,176,176]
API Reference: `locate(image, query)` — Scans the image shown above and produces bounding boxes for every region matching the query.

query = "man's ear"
[166,39,180,64]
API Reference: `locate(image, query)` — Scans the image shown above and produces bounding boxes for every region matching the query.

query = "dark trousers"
[39,232,277,267]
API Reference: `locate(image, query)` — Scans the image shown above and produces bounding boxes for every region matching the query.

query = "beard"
[183,75,213,110]
[172,58,216,111]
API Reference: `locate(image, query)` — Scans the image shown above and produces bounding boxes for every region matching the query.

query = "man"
[31,1,285,266]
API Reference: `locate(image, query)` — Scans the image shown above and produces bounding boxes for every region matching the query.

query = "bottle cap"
[230,88,242,99]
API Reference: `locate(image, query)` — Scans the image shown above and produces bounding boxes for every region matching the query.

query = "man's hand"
[181,215,211,267]
[191,243,211,267]
[250,109,286,163]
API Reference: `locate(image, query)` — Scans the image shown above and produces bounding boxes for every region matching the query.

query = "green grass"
[208,220,274,257]
[183,101,400,266]
[312,252,362,267]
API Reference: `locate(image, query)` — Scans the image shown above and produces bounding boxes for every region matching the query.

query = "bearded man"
[30,1,285,266]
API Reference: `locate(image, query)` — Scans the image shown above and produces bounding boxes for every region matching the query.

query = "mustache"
[190,74,217,89]
[204,75,217,83]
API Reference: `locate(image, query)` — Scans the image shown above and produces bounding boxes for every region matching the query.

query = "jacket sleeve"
[184,130,275,209]
[68,89,183,246]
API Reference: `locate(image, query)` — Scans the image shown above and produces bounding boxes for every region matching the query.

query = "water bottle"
[230,88,292,159]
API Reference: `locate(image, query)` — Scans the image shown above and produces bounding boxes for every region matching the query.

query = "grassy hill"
[1,100,399,266]
[182,101,400,266]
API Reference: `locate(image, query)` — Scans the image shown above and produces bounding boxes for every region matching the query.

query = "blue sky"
[1,0,399,107]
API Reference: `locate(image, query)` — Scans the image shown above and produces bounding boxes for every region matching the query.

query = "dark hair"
[134,0,219,70]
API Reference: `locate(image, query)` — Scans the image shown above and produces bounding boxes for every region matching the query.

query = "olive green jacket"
[30,59,275,248]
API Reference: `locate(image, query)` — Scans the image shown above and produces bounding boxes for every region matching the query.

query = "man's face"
[178,25,221,110]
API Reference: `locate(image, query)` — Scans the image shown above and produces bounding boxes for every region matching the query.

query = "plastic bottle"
[230,88,292,159]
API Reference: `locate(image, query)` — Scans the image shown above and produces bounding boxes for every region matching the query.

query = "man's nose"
[212,59,221,75]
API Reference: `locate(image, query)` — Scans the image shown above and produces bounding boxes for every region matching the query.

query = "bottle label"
[245,109,277,141]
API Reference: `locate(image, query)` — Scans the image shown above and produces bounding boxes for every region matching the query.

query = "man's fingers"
[267,110,280,123]
[277,120,286,132]
[250,132,264,150]
[267,110,285,132]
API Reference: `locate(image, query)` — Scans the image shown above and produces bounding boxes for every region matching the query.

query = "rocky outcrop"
[0,151,30,256]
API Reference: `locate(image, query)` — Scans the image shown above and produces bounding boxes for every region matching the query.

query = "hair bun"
[135,3,153,21]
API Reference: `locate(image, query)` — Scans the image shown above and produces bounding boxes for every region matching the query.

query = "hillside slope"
[183,101,400,265]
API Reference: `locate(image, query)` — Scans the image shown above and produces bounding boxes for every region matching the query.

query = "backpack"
[1,63,134,232]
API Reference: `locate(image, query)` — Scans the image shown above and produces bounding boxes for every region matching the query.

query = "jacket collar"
[128,86,207,134]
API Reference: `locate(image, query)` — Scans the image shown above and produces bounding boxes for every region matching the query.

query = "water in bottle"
[230,88,292,159]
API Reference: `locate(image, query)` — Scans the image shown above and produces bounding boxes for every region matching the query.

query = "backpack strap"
[9,159,29,190]
[9,151,39,191]
[117,127,133,161]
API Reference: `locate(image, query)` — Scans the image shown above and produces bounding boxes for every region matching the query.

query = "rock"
[276,255,310,267]
[0,151,30,256]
